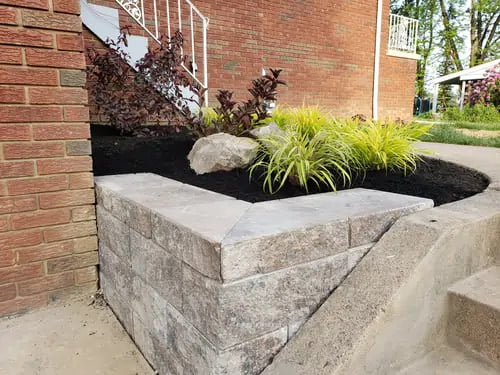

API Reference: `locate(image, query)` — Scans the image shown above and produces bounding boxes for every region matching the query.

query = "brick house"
[82,0,420,121]
[0,0,418,316]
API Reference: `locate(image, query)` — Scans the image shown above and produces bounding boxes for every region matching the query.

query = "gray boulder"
[249,122,284,139]
[188,133,259,175]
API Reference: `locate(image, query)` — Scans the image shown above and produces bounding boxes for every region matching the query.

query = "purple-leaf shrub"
[88,28,286,138]
[87,29,203,136]
[207,69,287,137]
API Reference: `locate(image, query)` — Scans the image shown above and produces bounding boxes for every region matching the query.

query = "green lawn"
[419,120,500,148]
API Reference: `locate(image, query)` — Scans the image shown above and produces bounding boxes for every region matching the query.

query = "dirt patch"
[91,126,490,206]
[457,128,500,138]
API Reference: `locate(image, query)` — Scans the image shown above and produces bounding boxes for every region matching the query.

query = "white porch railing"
[115,0,209,104]
[388,14,418,55]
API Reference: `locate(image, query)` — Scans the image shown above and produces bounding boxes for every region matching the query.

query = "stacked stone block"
[96,173,433,374]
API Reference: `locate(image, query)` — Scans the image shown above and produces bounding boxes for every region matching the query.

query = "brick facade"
[0,0,97,317]
[84,0,417,121]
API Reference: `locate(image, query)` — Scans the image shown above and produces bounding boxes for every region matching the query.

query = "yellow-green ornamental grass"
[340,120,431,173]
[250,106,432,193]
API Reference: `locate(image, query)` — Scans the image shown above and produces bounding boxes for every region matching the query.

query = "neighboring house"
[429,59,500,112]
[82,0,420,121]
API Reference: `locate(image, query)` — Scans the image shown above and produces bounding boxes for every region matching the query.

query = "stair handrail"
[115,0,209,104]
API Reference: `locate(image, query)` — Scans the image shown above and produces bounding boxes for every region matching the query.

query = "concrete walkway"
[419,141,500,190]
[0,296,154,375]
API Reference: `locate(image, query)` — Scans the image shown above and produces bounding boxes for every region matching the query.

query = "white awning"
[429,59,500,85]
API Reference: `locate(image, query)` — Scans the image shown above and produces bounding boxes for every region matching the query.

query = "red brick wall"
[379,55,417,120]
[378,0,417,120]
[0,0,98,317]
[199,0,380,117]
[83,26,106,124]
[84,0,416,120]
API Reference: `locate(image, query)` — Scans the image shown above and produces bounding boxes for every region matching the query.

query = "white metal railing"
[115,0,209,104]
[388,14,418,55]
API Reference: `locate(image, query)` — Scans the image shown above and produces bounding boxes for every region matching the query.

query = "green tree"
[438,0,499,68]
[469,0,500,66]
[438,0,465,71]
[437,46,458,108]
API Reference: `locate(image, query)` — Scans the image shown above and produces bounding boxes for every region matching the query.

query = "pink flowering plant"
[468,64,500,108]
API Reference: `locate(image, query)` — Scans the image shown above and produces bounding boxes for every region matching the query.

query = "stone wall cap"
[154,200,252,243]
[222,189,433,244]
[96,174,434,245]
[95,173,183,191]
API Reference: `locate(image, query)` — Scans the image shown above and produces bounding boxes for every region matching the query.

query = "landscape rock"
[249,122,284,139]
[188,133,259,174]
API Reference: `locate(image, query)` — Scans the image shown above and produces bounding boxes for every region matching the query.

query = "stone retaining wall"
[95,173,433,374]
[262,189,500,374]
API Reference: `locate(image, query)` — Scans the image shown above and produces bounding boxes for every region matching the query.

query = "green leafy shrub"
[251,106,431,193]
[286,106,332,136]
[198,107,219,132]
[264,106,291,128]
[441,106,462,121]
[416,111,434,119]
[442,104,500,123]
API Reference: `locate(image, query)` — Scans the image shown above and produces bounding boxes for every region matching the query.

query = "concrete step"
[397,345,498,374]
[447,266,500,368]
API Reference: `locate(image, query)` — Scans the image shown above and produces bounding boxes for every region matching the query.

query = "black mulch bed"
[91,125,490,206]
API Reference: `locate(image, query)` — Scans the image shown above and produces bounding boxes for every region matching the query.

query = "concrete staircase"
[448,267,500,368]
[399,266,500,374]
[81,0,149,65]
[80,0,206,111]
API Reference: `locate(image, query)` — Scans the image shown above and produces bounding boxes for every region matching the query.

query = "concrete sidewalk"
[419,141,500,190]
[0,296,154,375]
